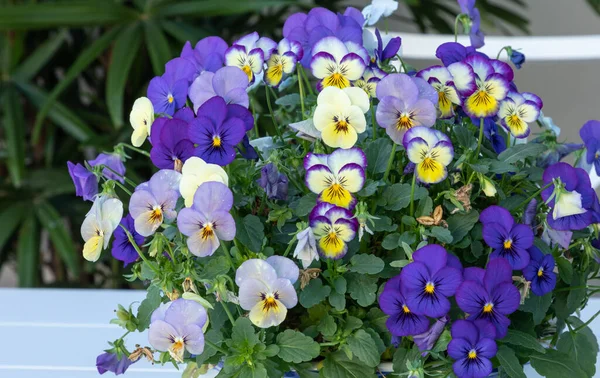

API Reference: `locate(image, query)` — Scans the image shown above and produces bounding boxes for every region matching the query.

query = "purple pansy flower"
[417,65,464,118]
[456,258,521,338]
[129,170,181,237]
[147,58,195,115]
[534,140,582,169]
[483,118,507,154]
[150,117,194,170]
[510,50,525,69]
[67,161,98,201]
[498,91,542,139]
[148,298,208,362]
[542,162,596,231]
[448,320,497,378]
[88,153,126,183]
[399,244,463,318]
[309,202,358,259]
[375,73,437,144]
[188,66,249,113]
[258,163,288,201]
[459,54,510,118]
[180,36,228,77]
[458,0,485,48]
[96,351,135,375]
[580,120,600,176]
[111,214,144,266]
[413,315,449,356]
[224,32,276,83]
[176,181,236,257]
[523,246,557,296]
[435,42,476,66]
[480,205,533,270]
[188,96,251,166]
[374,28,401,62]
[310,36,368,90]
[265,38,304,87]
[283,7,364,67]
[403,126,454,184]
[379,275,430,337]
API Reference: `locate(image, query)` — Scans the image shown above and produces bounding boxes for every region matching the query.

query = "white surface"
[0,288,598,377]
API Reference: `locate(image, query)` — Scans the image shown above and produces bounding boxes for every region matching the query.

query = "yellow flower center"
[466,88,497,117]
[335,119,349,134]
[504,239,512,249]
[212,136,222,147]
[149,207,163,224]
[537,267,544,277]
[242,65,253,81]
[483,303,494,313]
[323,72,350,89]
[201,223,214,240]
[318,230,345,258]
[321,182,353,208]
[402,304,410,314]
[261,293,280,313]
[397,113,413,130]
[468,350,477,359]
[424,282,435,294]
[167,94,174,104]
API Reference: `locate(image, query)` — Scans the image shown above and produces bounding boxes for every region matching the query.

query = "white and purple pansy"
[498,91,542,138]
[460,54,510,118]
[304,147,367,209]
[309,202,358,259]
[417,65,462,118]
[265,38,303,87]
[310,36,368,90]
[375,73,437,144]
[224,32,277,83]
[403,126,454,184]
[188,66,250,113]
[235,257,299,328]
[353,66,386,98]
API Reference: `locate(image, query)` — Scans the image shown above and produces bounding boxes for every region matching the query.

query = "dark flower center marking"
[260,292,280,312]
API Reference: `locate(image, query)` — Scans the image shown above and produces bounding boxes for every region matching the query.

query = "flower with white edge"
[179,157,229,208]
[310,37,368,90]
[498,92,542,138]
[235,257,299,328]
[293,227,319,269]
[362,0,398,26]
[81,195,123,262]
[129,97,154,147]
[265,38,303,87]
[224,32,276,83]
[313,86,370,148]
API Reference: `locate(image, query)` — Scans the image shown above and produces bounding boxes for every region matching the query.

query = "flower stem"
[573,309,600,332]
[409,172,417,216]
[101,165,137,188]
[120,225,160,275]
[512,182,553,212]
[221,301,236,325]
[114,180,132,196]
[204,339,228,355]
[474,117,485,161]
[505,128,511,149]
[297,63,306,120]
[282,237,296,257]
[299,65,314,96]
[382,143,398,183]
[250,96,259,139]
[370,98,377,140]
[117,142,150,157]
[265,86,283,143]
[454,15,461,42]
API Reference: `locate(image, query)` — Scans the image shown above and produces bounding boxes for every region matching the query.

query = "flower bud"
[479,174,496,197]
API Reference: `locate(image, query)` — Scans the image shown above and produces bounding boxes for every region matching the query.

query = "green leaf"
[229,317,259,349]
[556,257,573,284]
[346,330,380,367]
[381,233,401,250]
[520,293,552,325]
[498,144,547,164]
[500,329,546,354]
[13,29,68,81]
[156,0,295,17]
[160,20,209,45]
[454,125,477,149]
[3,85,26,187]
[446,210,479,243]
[0,201,27,255]
[496,345,526,378]
[320,352,376,378]
[144,20,171,76]
[275,93,300,106]
[364,328,386,355]
[196,329,223,365]
[392,346,420,374]
[333,276,347,294]
[35,200,79,276]
[365,138,393,174]
[346,273,378,307]
[107,23,143,128]
[299,278,331,308]
[318,314,337,337]
[557,328,597,377]
[425,226,453,243]
[136,285,161,331]
[0,1,138,29]
[294,193,318,217]
[328,291,346,311]
[276,329,320,363]
[32,26,122,143]
[379,183,427,211]
[17,214,39,287]
[198,255,230,280]
[234,214,265,253]
[349,254,384,274]
[530,350,586,378]
[432,329,451,352]
[14,81,95,142]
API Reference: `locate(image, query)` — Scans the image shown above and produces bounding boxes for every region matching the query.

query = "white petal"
[343,87,370,113]
[553,191,587,219]
[235,259,277,287]
[317,86,350,107]
[249,299,287,328]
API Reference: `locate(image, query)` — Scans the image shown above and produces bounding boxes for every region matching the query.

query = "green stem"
[409,172,417,216]
[114,180,132,196]
[370,97,377,140]
[101,165,137,188]
[282,238,296,257]
[205,339,228,355]
[454,16,461,42]
[221,301,236,325]
[120,225,160,275]
[118,143,150,157]
[250,96,259,139]
[512,182,553,212]
[473,118,485,161]
[395,54,409,73]
[382,143,398,183]
[505,128,511,149]
[573,309,600,332]
[319,341,339,347]
[496,46,509,60]
[297,63,306,119]
[264,86,283,142]
[220,241,235,270]
[299,65,314,96]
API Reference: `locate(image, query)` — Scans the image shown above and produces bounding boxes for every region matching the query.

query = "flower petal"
[266,256,299,284]
[312,36,348,62]
[148,320,178,352]
[339,53,366,81]
[305,164,335,194]
[337,163,365,193]
[310,52,337,79]
[235,259,277,287]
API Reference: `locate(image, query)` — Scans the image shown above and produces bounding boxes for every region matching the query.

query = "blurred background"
[0,0,599,288]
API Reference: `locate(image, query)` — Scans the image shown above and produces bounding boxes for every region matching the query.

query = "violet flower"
[293,227,319,268]
[176,181,236,257]
[373,28,401,62]
[309,202,358,259]
[111,214,144,266]
[96,351,135,375]
[310,36,368,90]
[149,118,194,170]
[523,246,557,296]
[480,205,533,270]
[413,315,448,356]
[147,58,195,115]
[265,38,304,87]
[399,244,463,318]
[483,118,507,154]
[510,50,525,69]
[188,66,249,113]
[458,0,485,48]
[448,320,497,378]
[129,170,181,237]
[89,153,126,183]
[283,7,364,67]
[180,36,228,77]
[455,258,521,338]
[258,163,288,201]
[148,298,208,362]
[224,32,276,82]
[67,161,98,201]
[535,141,582,169]
[188,96,251,166]
[580,120,600,176]
[379,275,429,336]
[435,42,476,66]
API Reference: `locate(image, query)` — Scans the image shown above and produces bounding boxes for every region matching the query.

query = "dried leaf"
[417,216,436,226]
[299,268,322,290]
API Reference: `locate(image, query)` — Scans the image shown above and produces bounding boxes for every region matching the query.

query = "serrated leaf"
[320,352,376,378]
[498,144,547,164]
[275,93,300,106]
[347,273,377,307]
[229,317,259,350]
[235,214,265,253]
[426,226,453,243]
[328,291,346,311]
[346,330,380,367]
[136,285,161,331]
[381,232,401,250]
[530,350,586,378]
[500,329,546,353]
[276,329,320,363]
[454,125,477,149]
[318,314,337,337]
[556,257,573,284]
[294,193,318,217]
[379,183,427,211]
[300,278,331,308]
[496,345,526,378]
[350,254,384,274]
[557,328,597,377]
[520,293,552,325]
[446,210,479,243]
